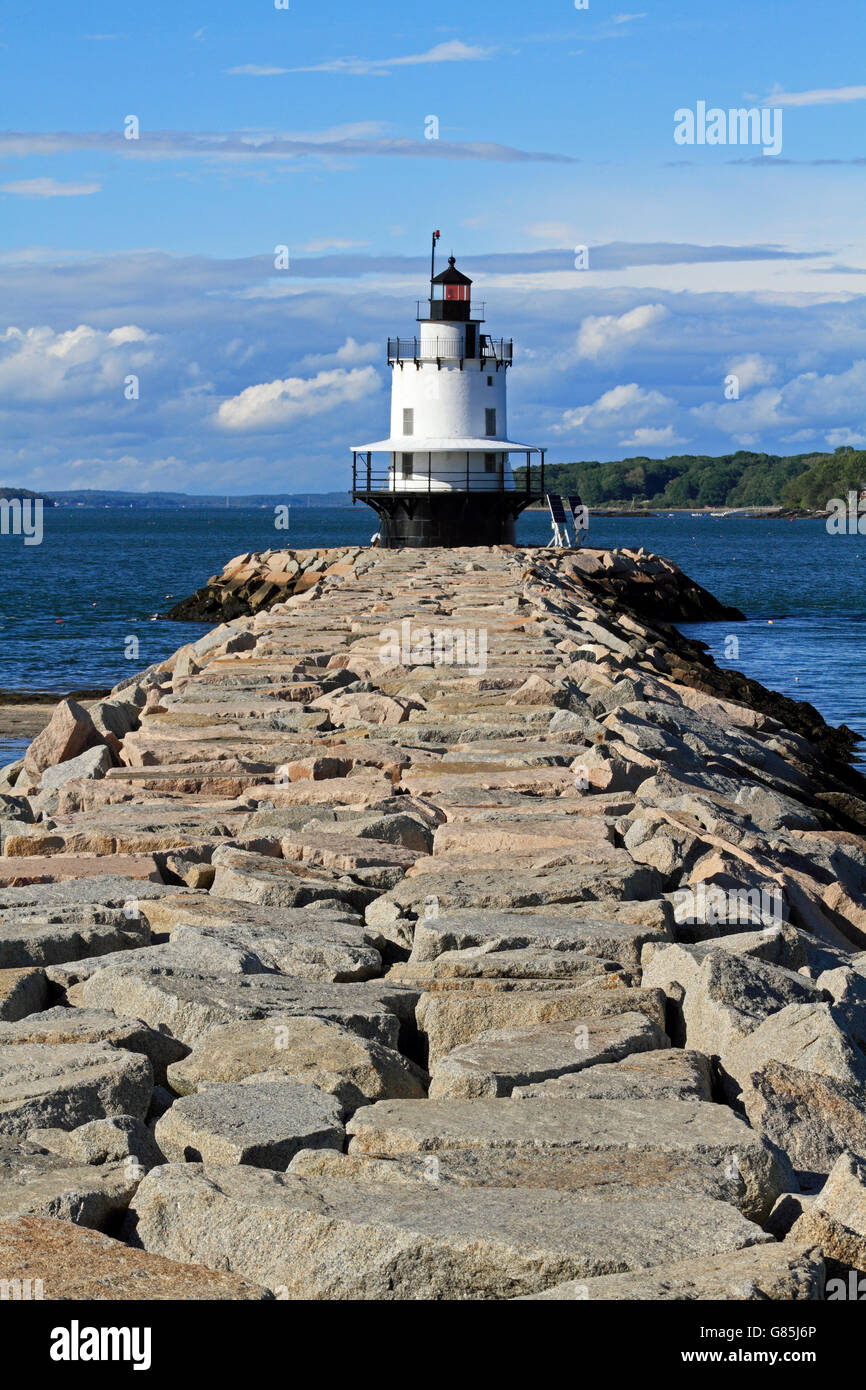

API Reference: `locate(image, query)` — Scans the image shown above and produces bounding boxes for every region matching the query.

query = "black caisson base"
[363,494,527,548]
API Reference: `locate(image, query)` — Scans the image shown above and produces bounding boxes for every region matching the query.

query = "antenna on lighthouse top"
[430,229,441,298]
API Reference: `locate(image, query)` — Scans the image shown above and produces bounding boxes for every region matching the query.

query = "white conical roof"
[351,436,542,452]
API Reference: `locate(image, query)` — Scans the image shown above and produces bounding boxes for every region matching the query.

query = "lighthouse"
[352,233,546,547]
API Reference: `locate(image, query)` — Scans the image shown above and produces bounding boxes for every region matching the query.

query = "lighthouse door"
[464,324,477,359]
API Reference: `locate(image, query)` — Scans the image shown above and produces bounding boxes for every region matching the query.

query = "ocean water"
[0,507,863,764]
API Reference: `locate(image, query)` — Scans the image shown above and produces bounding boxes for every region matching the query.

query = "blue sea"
[1,507,864,765]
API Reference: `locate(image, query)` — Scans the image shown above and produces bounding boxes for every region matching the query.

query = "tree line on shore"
[518,446,866,510]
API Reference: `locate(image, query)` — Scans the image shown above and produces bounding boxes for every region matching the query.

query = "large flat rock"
[280,828,422,873]
[167,1015,426,1110]
[156,900,380,983]
[82,964,418,1049]
[0,1137,137,1228]
[0,1043,153,1137]
[430,816,616,860]
[513,1047,713,1102]
[126,1163,771,1299]
[41,897,390,989]
[98,918,383,984]
[346,1096,789,1221]
[388,948,621,986]
[0,855,163,889]
[429,1013,666,1099]
[417,984,666,1065]
[29,1114,164,1172]
[407,909,671,972]
[155,1079,344,1169]
[209,846,374,913]
[518,1244,825,1301]
[0,876,172,914]
[0,1007,187,1086]
[0,1215,271,1299]
[0,877,177,973]
[0,907,150,969]
[365,866,664,944]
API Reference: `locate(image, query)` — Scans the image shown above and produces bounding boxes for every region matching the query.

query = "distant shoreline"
[523,505,830,519]
[0,489,356,510]
[0,491,831,519]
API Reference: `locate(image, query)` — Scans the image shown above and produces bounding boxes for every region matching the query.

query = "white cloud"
[225,64,289,76]
[552,382,674,434]
[692,387,784,435]
[575,303,668,359]
[0,178,101,198]
[0,128,570,166]
[767,84,866,108]
[693,359,866,439]
[725,353,776,390]
[55,454,190,489]
[107,326,151,346]
[827,428,866,447]
[0,323,156,400]
[0,247,862,492]
[613,13,647,23]
[301,337,379,369]
[619,425,684,448]
[298,237,369,253]
[287,40,493,77]
[216,364,380,431]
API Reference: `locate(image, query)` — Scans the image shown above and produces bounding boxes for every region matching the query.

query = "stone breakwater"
[166,545,365,622]
[167,540,746,625]
[0,545,864,1299]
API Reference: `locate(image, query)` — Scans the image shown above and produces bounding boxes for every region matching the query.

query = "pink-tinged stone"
[507,675,561,705]
[310,691,419,727]
[23,699,104,779]
[0,1216,271,1300]
[0,856,163,887]
[286,756,353,782]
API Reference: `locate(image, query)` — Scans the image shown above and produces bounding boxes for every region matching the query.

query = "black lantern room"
[428,256,473,322]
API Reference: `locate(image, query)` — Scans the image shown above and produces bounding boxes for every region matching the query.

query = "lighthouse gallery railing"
[387,337,513,366]
[351,452,545,502]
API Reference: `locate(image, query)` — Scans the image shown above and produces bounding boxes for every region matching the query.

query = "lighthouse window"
[485,409,497,437]
[487,376,493,386]
[484,454,496,473]
[403,408,414,436]
[401,454,414,478]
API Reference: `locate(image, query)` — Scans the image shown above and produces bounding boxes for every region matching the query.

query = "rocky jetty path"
[1,544,865,1300]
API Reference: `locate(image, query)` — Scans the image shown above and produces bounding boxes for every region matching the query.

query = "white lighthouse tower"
[352,233,545,547]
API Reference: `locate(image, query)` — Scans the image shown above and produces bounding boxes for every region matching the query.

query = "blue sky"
[0,0,864,493]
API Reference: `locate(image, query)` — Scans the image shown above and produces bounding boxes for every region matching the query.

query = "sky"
[0,0,864,494]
